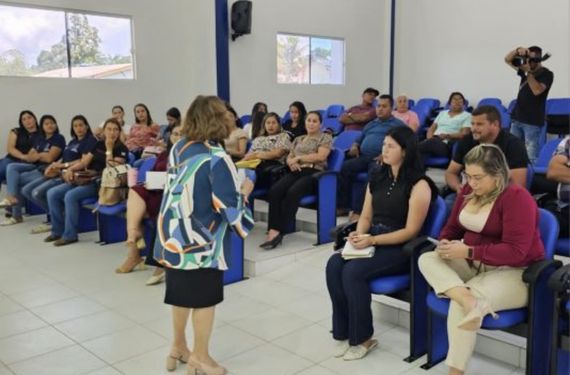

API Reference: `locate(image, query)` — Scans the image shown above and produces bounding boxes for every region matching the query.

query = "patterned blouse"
[153,139,254,271]
[126,123,161,151]
[250,132,292,163]
[289,133,333,171]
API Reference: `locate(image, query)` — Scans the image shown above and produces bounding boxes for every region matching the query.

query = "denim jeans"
[6,163,42,219]
[510,120,543,163]
[47,182,98,240]
[325,224,410,345]
[21,177,64,212]
[0,157,17,189]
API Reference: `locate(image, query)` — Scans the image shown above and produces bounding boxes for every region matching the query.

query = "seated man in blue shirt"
[337,95,406,221]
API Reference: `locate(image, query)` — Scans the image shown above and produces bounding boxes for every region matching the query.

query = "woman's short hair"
[134,103,153,125]
[260,112,282,136]
[306,110,322,123]
[182,95,230,142]
[463,144,510,205]
[70,114,92,140]
[111,105,124,113]
[39,114,59,135]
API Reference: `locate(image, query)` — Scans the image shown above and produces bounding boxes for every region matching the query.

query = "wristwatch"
[467,247,474,259]
[64,162,69,168]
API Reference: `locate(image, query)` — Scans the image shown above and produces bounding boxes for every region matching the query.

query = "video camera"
[512,52,551,67]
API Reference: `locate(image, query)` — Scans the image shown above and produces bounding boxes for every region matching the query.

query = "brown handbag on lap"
[73,170,100,185]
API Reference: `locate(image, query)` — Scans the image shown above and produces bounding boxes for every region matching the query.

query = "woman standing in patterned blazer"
[154,96,255,375]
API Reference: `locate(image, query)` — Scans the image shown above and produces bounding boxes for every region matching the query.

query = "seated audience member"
[444,105,529,211]
[419,92,471,159]
[337,95,406,220]
[115,124,183,285]
[45,118,128,246]
[24,115,98,234]
[223,103,248,161]
[125,103,162,158]
[159,107,181,141]
[327,126,438,361]
[419,144,545,375]
[261,111,332,249]
[282,101,307,140]
[243,102,268,139]
[94,105,126,139]
[339,87,379,131]
[241,112,292,189]
[0,110,42,191]
[392,94,420,132]
[544,136,569,237]
[0,115,65,225]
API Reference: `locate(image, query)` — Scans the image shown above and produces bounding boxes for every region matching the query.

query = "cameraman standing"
[505,46,554,163]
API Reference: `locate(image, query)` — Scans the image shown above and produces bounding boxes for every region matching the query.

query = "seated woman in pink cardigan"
[419,144,545,375]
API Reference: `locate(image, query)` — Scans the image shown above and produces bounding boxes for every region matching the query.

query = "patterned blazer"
[153,139,254,270]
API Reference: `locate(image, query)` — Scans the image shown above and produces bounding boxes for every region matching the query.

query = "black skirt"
[164,268,224,308]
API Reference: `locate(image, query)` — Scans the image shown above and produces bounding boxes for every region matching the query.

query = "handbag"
[73,170,99,185]
[97,164,129,206]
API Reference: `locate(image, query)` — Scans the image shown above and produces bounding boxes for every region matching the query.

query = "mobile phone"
[427,237,440,246]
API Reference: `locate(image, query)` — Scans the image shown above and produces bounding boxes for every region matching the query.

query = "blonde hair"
[463,144,510,206]
[182,95,230,142]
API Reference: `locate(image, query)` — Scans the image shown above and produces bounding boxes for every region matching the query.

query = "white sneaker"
[333,340,350,358]
[31,223,52,234]
[0,217,22,226]
[145,271,165,286]
[342,339,378,361]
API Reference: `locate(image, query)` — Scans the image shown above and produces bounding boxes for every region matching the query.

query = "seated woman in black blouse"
[282,101,307,140]
[326,126,438,361]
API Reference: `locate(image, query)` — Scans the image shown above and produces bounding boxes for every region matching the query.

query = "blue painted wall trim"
[215,0,230,101]
[389,0,396,96]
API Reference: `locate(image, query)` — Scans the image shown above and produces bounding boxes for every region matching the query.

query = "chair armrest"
[312,170,339,181]
[547,263,570,292]
[523,259,563,284]
[330,222,357,250]
[403,236,436,257]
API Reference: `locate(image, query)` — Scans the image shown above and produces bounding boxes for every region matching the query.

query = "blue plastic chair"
[508,99,517,114]
[240,114,251,125]
[424,142,459,169]
[477,97,505,112]
[323,118,343,135]
[546,98,570,135]
[421,209,560,374]
[415,98,441,112]
[369,196,448,362]
[282,111,291,124]
[534,138,562,174]
[326,104,345,118]
[127,152,136,166]
[332,130,362,153]
[94,158,157,244]
[548,264,570,375]
[555,238,570,257]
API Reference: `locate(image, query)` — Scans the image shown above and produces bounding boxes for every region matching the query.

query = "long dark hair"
[225,102,243,128]
[134,103,153,125]
[70,115,93,140]
[250,102,268,139]
[18,110,38,133]
[372,126,431,192]
[288,101,307,125]
[39,115,59,137]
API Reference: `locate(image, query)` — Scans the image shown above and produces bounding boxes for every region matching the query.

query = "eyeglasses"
[463,172,488,182]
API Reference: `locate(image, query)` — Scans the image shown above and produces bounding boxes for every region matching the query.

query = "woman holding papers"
[114,124,182,284]
[326,126,438,361]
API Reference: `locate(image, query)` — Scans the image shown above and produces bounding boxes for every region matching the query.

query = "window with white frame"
[0,3,134,79]
[277,33,344,85]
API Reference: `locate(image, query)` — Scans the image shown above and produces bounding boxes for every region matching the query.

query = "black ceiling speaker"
[231,1,252,41]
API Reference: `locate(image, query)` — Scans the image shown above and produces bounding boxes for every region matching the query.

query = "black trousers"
[418,137,451,158]
[326,246,409,345]
[267,167,318,232]
[254,160,283,190]
[338,154,376,212]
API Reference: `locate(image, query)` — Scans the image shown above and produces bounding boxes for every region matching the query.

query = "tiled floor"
[0,214,523,375]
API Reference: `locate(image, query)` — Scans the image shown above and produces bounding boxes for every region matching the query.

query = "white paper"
[145,171,167,190]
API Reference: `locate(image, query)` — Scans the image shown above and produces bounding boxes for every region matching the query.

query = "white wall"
[229,0,392,116]
[0,0,216,153]
[394,0,570,107]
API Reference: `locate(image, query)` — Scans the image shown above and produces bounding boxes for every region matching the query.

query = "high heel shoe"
[166,351,190,372]
[260,234,283,250]
[187,357,227,375]
[115,258,147,274]
[457,298,499,331]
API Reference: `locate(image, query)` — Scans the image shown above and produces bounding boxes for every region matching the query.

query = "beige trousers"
[418,251,528,371]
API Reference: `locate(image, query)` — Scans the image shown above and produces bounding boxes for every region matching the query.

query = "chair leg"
[406,257,430,362]
[421,310,447,369]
